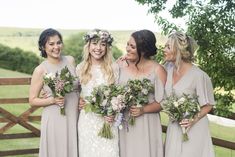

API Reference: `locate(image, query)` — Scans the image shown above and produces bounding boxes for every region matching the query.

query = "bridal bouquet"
[162,93,200,141]
[125,78,154,125]
[85,84,127,139]
[43,66,76,115]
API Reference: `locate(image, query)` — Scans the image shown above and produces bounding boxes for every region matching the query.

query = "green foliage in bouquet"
[43,66,76,115]
[125,78,154,125]
[162,93,200,141]
[84,84,126,139]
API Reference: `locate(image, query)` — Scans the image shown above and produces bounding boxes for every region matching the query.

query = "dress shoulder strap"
[40,60,49,74]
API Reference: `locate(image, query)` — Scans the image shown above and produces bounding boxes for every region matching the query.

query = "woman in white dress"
[76,29,119,157]
[163,31,215,157]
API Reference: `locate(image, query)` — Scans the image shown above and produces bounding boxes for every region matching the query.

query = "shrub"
[0,44,41,74]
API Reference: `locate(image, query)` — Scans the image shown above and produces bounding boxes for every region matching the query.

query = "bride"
[76,29,119,157]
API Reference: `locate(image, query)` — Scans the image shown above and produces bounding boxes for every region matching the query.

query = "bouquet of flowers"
[125,78,154,125]
[43,66,76,115]
[162,93,200,141]
[85,84,127,139]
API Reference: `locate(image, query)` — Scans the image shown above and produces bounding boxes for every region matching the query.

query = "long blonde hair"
[168,31,198,70]
[78,41,115,85]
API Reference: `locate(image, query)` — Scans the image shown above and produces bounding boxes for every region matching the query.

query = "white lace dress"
[77,65,119,157]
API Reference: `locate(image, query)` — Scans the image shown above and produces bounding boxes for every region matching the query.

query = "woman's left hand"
[130,106,144,117]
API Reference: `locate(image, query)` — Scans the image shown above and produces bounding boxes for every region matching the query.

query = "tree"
[135,0,235,116]
[63,32,123,64]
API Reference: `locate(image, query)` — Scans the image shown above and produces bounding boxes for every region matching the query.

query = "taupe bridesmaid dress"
[39,56,79,157]
[118,64,164,157]
[164,64,215,157]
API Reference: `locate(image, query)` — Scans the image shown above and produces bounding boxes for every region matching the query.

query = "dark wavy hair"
[38,28,63,58]
[131,29,157,66]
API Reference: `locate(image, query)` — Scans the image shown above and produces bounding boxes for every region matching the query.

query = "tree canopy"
[136,0,235,116]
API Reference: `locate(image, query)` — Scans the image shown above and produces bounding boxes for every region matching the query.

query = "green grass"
[0,36,39,53]
[0,68,30,77]
[214,146,235,157]
[0,27,167,54]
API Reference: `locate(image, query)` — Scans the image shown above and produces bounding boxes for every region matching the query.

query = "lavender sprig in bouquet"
[162,93,200,141]
[85,84,127,139]
[43,66,76,115]
[125,78,154,126]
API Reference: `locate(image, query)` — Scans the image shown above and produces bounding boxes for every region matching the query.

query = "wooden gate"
[0,78,41,156]
[0,77,235,156]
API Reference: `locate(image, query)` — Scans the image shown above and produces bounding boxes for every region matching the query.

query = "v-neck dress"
[118,64,164,157]
[164,64,215,157]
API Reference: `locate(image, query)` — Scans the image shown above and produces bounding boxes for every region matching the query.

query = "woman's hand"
[40,90,64,107]
[179,118,195,132]
[116,55,128,62]
[78,97,86,110]
[51,97,65,107]
[130,106,144,117]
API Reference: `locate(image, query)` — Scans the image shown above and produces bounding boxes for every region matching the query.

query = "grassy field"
[0,27,167,54]
[0,68,234,156]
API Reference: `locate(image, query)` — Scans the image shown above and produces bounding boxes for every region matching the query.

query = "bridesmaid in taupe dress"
[163,31,215,157]
[117,30,166,157]
[29,28,79,157]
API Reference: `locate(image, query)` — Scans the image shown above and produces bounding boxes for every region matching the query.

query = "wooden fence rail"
[0,77,235,156]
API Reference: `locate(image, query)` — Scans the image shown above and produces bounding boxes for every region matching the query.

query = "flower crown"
[83,29,113,45]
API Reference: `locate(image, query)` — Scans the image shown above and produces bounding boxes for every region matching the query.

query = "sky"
[0,0,182,32]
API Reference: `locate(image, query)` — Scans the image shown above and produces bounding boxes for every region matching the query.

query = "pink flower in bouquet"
[55,79,65,96]
[43,66,76,115]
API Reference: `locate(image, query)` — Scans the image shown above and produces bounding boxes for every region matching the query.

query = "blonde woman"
[76,29,119,157]
[163,31,215,157]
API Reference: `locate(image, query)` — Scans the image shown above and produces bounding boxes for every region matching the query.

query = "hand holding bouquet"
[125,78,154,125]
[85,84,127,139]
[43,66,76,115]
[162,93,200,141]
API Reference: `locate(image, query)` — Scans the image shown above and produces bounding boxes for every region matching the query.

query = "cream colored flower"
[45,73,55,79]
[174,101,180,107]
[177,97,186,105]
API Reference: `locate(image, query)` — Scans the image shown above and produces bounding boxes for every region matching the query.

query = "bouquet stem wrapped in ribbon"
[43,66,76,115]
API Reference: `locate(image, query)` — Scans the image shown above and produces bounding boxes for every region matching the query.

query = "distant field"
[0,27,167,54]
